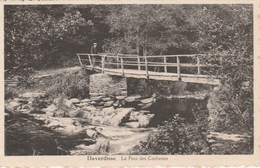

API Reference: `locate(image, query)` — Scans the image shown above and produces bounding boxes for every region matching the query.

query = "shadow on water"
[5,112,90,156]
[148,98,209,127]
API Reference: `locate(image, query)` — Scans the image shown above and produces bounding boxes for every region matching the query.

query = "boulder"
[95,138,110,153]
[22,92,45,98]
[46,111,54,117]
[104,101,114,107]
[18,99,28,104]
[83,138,97,144]
[4,113,10,118]
[138,114,154,128]
[89,101,98,105]
[102,97,111,101]
[140,97,154,104]
[69,98,81,104]
[101,107,115,115]
[91,96,103,101]
[89,93,106,97]
[67,109,81,117]
[97,127,134,138]
[63,99,74,108]
[75,102,89,107]
[120,91,127,95]
[125,122,140,128]
[8,101,20,109]
[129,111,140,121]
[92,116,105,125]
[139,110,151,114]
[97,101,104,106]
[46,119,61,127]
[108,108,134,126]
[139,102,153,109]
[125,95,141,102]
[53,110,66,117]
[81,98,91,103]
[113,101,119,107]
[30,108,45,114]
[116,96,127,100]
[47,118,76,129]
[86,129,98,138]
[74,144,96,153]
[19,109,30,114]
[82,106,97,112]
[42,104,58,113]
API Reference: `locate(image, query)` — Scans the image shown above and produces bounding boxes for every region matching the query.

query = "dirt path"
[34,66,81,79]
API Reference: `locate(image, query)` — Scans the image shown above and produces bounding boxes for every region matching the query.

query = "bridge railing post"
[121,57,124,76]
[101,55,105,73]
[117,54,119,69]
[145,55,148,78]
[88,54,93,68]
[164,56,167,73]
[177,56,181,80]
[197,55,201,75]
[137,55,141,70]
[77,54,83,66]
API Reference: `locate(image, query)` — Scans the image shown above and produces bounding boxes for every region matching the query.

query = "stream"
[5,97,208,155]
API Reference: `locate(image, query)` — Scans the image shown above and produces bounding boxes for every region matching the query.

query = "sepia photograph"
[1,1,257,166]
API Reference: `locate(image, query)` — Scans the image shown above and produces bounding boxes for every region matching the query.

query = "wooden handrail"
[76,53,220,78]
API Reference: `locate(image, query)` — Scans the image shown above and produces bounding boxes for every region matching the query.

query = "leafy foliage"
[5,5,91,70]
[132,115,210,155]
[44,68,90,99]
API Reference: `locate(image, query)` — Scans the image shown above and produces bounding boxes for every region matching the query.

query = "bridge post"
[121,57,124,76]
[145,56,149,78]
[197,56,201,75]
[137,55,141,70]
[117,54,119,69]
[177,56,181,80]
[77,54,83,66]
[164,56,167,73]
[102,55,105,73]
[88,54,93,69]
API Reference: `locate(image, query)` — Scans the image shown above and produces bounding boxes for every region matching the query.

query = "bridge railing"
[76,53,220,78]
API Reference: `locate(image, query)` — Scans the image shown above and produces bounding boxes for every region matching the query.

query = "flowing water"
[5,97,208,155]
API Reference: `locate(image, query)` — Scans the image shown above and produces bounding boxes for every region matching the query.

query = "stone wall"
[89,74,127,107]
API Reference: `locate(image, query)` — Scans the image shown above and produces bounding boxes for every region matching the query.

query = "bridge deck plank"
[85,66,221,85]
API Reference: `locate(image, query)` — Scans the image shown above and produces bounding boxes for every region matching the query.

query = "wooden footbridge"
[76,53,221,85]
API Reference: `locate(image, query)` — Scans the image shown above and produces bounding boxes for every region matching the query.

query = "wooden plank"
[99,69,220,85]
